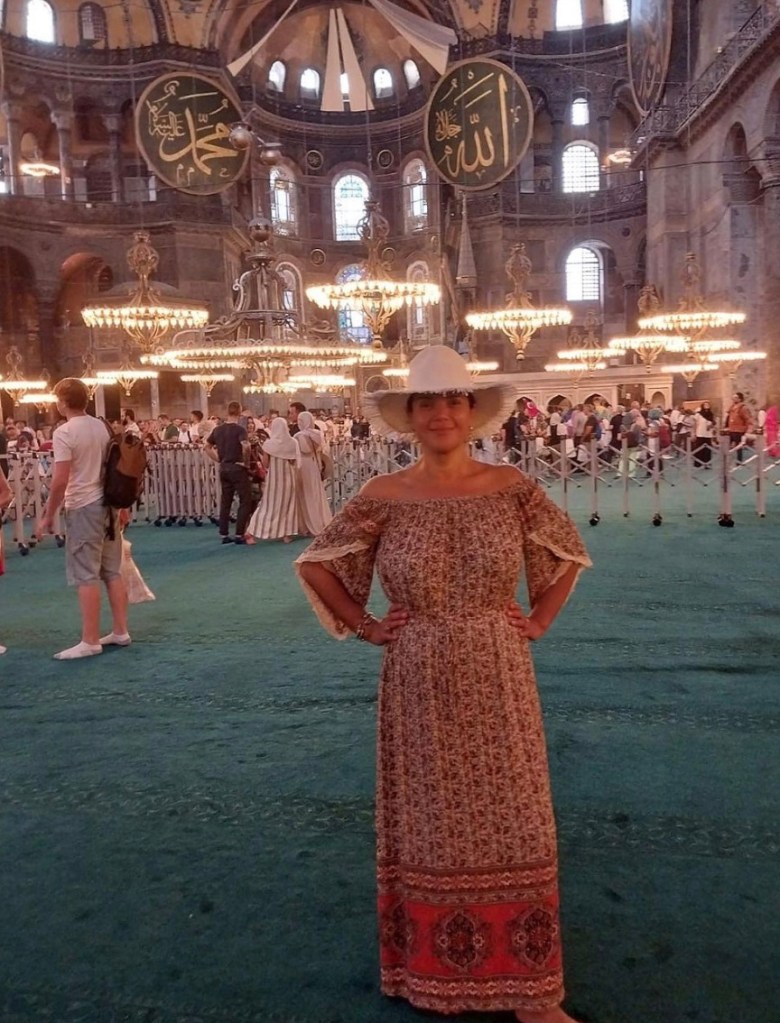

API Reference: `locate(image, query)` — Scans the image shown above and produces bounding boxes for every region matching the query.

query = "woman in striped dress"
[247,418,301,543]
[295,412,333,536]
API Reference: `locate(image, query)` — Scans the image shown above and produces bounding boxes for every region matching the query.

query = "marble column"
[52,111,75,200]
[105,114,125,203]
[94,386,107,420]
[149,376,161,419]
[2,101,24,196]
[598,115,611,189]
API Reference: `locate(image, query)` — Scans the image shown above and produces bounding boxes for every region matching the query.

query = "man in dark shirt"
[205,401,252,545]
[287,401,306,437]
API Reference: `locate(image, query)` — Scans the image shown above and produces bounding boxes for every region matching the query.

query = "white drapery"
[366,0,456,75]
[226,0,299,76]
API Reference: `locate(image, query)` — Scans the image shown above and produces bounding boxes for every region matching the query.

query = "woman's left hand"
[505,601,547,641]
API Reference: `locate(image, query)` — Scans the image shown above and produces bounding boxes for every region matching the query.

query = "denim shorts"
[64,500,122,587]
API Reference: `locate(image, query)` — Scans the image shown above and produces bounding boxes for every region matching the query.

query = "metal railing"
[3,434,778,556]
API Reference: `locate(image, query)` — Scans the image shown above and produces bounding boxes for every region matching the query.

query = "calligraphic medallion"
[628,0,673,117]
[135,72,248,195]
[425,58,533,191]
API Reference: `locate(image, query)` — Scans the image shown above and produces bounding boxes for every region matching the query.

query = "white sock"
[100,632,132,647]
[53,641,103,661]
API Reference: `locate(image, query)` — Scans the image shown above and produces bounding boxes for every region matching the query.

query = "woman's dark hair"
[406,391,476,415]
[734,391,744,402]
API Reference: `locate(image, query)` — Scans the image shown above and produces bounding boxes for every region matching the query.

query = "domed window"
[604,0,629,23]
[340,72,350,101]
[565,246,602,303]
[300,67,321,101]
[403,158,428,232]
[403,59,421,90]
[79,3,107,44]
[373,68,394,100]
[333,173,369,241]
[268,60,286,93]
[270,166,297,236]
[556,0,583,30]
[26,0,55,42]
[407,261,430,341]
[570,97,589,126]
[562,143,600,192]
[336,264,371,343]
[277,262,303,314]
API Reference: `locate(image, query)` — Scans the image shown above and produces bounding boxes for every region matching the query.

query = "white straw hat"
[362,345,518,439]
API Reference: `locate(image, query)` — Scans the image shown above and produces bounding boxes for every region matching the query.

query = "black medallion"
[135,72,248,195]
[628,0,673,117]
[425,58,533,191]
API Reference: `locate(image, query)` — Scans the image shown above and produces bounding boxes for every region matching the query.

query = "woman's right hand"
[364,604,409,645]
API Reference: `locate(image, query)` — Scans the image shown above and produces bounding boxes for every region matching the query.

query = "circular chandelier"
[180,373,235,397]
[467,243,572,361]
[609,285,696,369]
[638,253,745,340]
[82,231,209,353]
[660,358,720,387]
[1,347,48,405]
[18,391,58,409]
[288,372,356,389]
[97,346,159,398]
[305,200,440,349]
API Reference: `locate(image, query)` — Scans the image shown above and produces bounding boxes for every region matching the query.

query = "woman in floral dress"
[296,346,591,1023]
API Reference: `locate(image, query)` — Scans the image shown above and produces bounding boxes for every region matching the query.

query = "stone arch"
[55,251,113,329]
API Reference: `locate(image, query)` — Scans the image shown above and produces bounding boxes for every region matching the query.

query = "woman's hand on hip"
[365,604,409,646]
[506,601,546,641]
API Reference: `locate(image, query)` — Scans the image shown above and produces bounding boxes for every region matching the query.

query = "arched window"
[565,246,602,303]
[571,96,589,126]
[79,3,107,44]
[336,264,371,344]
[403,59,421,90]
[277,262,303,314]
[268,60,286,93]
[556,0,582,29]
[407,261,430,341]
[269,166,297,236]
[333,173,369,241]
[403,158,428,232]
[562,143,600,192]
[373,68,394,100]
[340,72,350,101]
[300,67,321,100]
[26,0,55,42]
[603,0,629,23]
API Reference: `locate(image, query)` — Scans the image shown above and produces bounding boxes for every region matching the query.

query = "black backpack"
[103,430,148,509]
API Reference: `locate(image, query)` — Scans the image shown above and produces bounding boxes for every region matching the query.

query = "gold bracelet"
[355,611,377,641]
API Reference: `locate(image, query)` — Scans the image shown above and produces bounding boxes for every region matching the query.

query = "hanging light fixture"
[707,349,767,376]
[1,347,48,405]
[638,253,745,340]
[609,284,693,369]
[660,357,720,388]
[79,348,115,398]
[306,200,440,349]
[82,231,209,354]
[545,312,612,379]
[97,345,158,398]
[180,373,235,397]
[466,243,572,361]
[288,372,357,389]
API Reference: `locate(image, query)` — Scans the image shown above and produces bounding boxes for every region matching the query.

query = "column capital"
[51,109,73,132]
[1,100,26,120]
[104,113,123,135]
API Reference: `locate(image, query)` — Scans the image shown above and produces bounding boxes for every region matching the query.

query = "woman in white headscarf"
[247,417,301,543]
[295,411,333,536]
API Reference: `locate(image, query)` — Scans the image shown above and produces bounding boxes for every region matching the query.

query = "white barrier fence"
[2,433,779,555]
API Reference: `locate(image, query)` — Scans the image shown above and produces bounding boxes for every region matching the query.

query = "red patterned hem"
[381,967,565,1014]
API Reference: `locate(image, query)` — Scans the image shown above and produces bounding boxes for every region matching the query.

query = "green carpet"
[1,496,779,1023]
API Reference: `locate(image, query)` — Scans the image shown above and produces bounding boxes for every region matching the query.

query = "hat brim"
[362,382,519,440]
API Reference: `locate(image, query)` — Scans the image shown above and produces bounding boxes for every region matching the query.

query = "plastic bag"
[121,537,155,603]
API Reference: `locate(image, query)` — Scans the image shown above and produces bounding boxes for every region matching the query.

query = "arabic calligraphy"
[135,73,248,195]
[425,59,533,191]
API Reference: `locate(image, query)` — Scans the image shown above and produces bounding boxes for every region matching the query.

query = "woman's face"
[409,393,474,453]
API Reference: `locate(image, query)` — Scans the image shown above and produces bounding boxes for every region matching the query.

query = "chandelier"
[638,253,745,340]
[466,243,572,361]
[609,284,693,369]
[288,372,357,390]
[1,347,48,405]
[97,346,159,397]
[150,217,385,393]
[709,350,767,375]
[546,311,611,379]
[18,391,58,410]
[180,373,235,397]
[80,348,115,399]
[306,200,440,349]
[82,231,209,353]
[660,357,720,387]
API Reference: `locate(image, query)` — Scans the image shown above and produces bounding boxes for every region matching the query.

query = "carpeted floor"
[1,494,779,1023]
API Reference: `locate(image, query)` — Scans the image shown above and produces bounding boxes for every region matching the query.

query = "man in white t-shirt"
[40,378,130,660]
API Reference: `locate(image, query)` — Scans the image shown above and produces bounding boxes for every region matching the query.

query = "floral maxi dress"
[295,473,591,1014]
